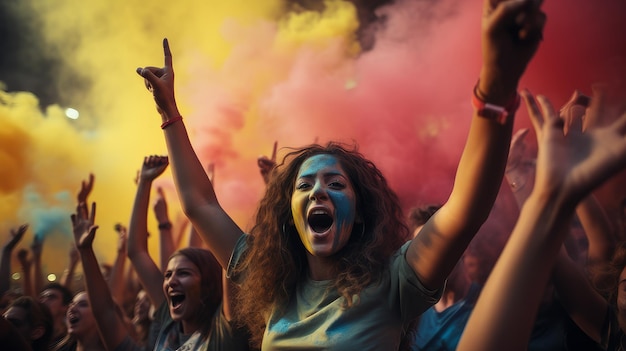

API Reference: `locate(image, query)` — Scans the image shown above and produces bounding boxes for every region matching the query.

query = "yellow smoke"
[1,0,361,276]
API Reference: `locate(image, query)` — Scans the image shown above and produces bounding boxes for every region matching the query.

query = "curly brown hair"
[233,142,410,347]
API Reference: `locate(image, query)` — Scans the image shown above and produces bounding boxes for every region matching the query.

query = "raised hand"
[68,244,79,266]
[559,90,590,135]
[114,224,128,253]
[71,202,98,249]
[136,38,180,119]
[30,235,43,258]
[4,224,28,251]
[523,88,626,205]
[139,155,169,182]
[16,249,31,270]
[258,141,277,184]
[153,187,170,224]
[480,0,546,102]
[77,173,95,203]
[507,129,531,173]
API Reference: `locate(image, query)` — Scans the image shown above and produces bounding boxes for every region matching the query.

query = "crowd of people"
[2,0,626,350]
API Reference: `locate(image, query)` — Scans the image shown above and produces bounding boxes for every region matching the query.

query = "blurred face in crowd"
[40,288,68,319]
[3,305,32,340]
[66,292,96,338]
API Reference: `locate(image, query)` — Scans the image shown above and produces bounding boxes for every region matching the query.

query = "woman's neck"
[181,317,201,336]
[306,254,336,281]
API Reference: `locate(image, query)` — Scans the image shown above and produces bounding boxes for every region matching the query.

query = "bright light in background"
[65,108,79,119]
[11,272,20,280]
[47,273,57,282]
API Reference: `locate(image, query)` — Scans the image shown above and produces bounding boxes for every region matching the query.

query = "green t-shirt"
[228,235,443,351]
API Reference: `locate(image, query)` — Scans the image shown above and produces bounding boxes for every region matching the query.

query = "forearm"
[576,194,615,264]
[552,248,607,343]
[449,115,513,224]
[458,191,573,351]
[20,264,33,298]
[408,77,517,289]
[159,226,175,271]
[60,259,78,290]
[108,249,127,304]
[162,122,243,267]
[187,225,204,248]
[33,255,43,295]
[505,160,536,210]
[412,107,514,288]
[127,179,166,307]
[162,122,219,220]
[128,180,152,258]
[78,247,129,350]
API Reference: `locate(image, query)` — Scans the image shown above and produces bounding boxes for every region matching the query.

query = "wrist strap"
[472,85,520,125]
[161,116,183,129]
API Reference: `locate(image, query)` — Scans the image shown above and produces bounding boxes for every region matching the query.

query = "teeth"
[311,209,327,215]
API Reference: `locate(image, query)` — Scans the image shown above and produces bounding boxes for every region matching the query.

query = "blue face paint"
[291,154,357,257]
[329,188,354,250]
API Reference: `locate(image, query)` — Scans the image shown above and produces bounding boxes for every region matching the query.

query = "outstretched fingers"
[522,89,544,136]
[536,95,560,126]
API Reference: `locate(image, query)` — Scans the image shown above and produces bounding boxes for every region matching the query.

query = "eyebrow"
[298,171,345,179]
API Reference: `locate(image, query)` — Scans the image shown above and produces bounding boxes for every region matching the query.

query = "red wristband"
[472,85,520,125]
[161,116,183,129]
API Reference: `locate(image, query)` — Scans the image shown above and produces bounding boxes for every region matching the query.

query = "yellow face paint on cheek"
[291,196,312,252]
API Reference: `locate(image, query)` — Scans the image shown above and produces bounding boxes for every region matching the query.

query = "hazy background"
[1,0,625,282]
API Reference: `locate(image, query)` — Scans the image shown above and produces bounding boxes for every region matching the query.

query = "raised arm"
[59,245,79,290]
[408,0,546,289]
[30,236,44,296]
[577,194,616,270]
[153,187,176,270]
[187,162,215,249]
[258,141,278,185]
[108,224,129,305]
[16,248,33,298]
[127,155,169,308]
[458,88,626,350]
[505,128,536,209]
[137,40,244,268]
[0,225,27,296]
[563,92,618,267]
[72,202,130,350]
[551,247,608,344]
